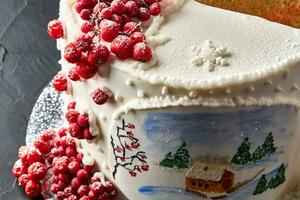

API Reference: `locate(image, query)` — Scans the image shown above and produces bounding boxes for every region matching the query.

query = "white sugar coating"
[137,90,145,98]
[161,86,169,95]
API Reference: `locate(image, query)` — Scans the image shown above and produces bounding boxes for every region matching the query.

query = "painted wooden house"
[185,163,235,194]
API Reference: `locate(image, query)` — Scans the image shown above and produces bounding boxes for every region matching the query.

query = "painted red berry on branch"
[48,19,64,39]
[75,61,98,79]
[111,35,133,59]
[91,88,109,105]
[133,42,152,62]
[53,73,68,92]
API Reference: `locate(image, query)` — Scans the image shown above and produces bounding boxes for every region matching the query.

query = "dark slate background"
[0,0,60,199]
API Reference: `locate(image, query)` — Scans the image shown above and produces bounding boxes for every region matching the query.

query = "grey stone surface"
[0,0,60,199]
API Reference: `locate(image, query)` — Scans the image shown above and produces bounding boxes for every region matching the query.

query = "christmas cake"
[12,0,300,199]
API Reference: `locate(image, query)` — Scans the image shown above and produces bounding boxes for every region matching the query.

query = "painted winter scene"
[127,105,299,200]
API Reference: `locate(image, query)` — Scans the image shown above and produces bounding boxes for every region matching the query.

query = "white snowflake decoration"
[191,40,230,72]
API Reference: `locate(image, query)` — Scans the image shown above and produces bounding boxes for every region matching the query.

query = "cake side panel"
[108,105,300,200]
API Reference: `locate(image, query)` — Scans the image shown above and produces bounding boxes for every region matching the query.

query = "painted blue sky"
[141,106,297,158]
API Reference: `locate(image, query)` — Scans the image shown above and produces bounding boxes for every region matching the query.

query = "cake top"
[60,0,300,90]
[111,0,300,90]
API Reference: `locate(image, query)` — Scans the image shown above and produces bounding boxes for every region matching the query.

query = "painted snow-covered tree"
[268,163,286,189]
[174,141,190,169]
[160,152,174,168]
[261,132,277,157]
[111,119,149,179]
[253,174,268,195]
[252,146,264,162]
[231,137,252,165]
[160,141,190,169]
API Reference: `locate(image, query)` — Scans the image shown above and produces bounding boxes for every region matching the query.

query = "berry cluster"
[65,101,95,140]
[48,0,161,94]
[12,130,117,200]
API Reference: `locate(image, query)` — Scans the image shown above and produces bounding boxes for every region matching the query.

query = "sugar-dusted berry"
[138,7,151,21]
[111,35,133,59]
[76,61,98,79]
[133,42,152,62]
[25,180,42,198]
[111,0,126,15]
[91,88,109,105]
[48,19,64,39]
[53,72,68,92]
[149,2,161,16]
[125,1,138,17]
[65,110,80,123]
[64,43,81,63]
[87,44,110,65]
[27,162,47,180]
[12,159,27,178]
[100,20,120,42]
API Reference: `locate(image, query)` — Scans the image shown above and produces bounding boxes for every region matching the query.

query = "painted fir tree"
[252,146,264,162]
[261,132,277,157]
[231,137,252,165]
[253,174,268,195]
[174,141,190,169]
[160,152,174,168]
[268,163,286,189]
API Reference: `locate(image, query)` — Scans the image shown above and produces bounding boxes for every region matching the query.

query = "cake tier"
[56,0,300,199]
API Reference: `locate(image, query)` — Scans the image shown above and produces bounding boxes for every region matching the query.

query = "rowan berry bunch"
[48,0,162,95]
[12,129,117,199]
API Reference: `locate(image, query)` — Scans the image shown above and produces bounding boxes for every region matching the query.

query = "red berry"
[50,184,60,194]
[146,0,157,4]
[88,190,97,200]
[66,146,78,157]
[69,123,83,138]
[77,185,89,197]
[81,21,94,33]
[79,0,96,7]
[68,160,81,175]
[64,185,75,196]
[130,32,145,44]
[93,2,108,14]
[133,42,152,62]
[90,181,104,195]
[68,67,80,81]
[111,14,124,25]
[27,149,43,165]
[25,180,41,198]
[77,153,84,162]
[34,140,51,155]
[40,130,55,141]
[141,164,149,171]
[149,2,161,15]
[66,110,80,123]
[53,157,69,174]
[127,123,135,128]
[123,22,142,35]
[48,19,64,39]
[71,177,82,190]
[131,141,140,149]
[12,160,27,178]
[75,61,98,79]
[122,14,133,23]
[18,146,28,160]
[58,172,71,183]
[90,177,100,183]
[100,20,120,42]
[68,195,79,200]
[75,2,85,13]
[80,9,92,20]
[65,137,77,148]
[91,88,109,105]
[80,195,90,200]
[87,45,110,65]
[77,114,89,127]
[75,34,93,53]
[129,170,137,177]
[125,1,138,17]
[99,8,113,19]
[18,174,30,187]
[111,0,126,15]
[53,73,68,91]
[27,162,47,180]
[111,35,133,59]
[138,7,151,21]
[77,169,90,181]
[58,127,68,137]
[83,128,93,140]
[64,43,81,63]
[68,101,77,110]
